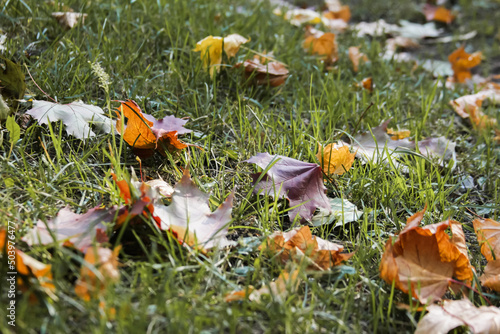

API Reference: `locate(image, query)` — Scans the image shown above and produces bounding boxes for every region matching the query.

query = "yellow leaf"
[193,36,223,77]
[223,34,249,58]
[316,143,355,176]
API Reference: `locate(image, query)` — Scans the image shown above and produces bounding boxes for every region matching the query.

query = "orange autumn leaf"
[359,77,373,92]
[449,90,498,130]
[303,26,338,65]
[448,46,482,83]
[75,246,121,301]
[348,46,368,73]
[387,128,411,140]
[115,100,191,157]
[379,208,473,303]
[316,143,355,176]
[323,6,351,23]
[480,259,500,292]
[473,218,500,262]
[422,4,455,24]
[1,230,55,298]
[261,226,353,271]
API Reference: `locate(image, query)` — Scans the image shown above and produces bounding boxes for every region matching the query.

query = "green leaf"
[6,115,20,145]
[0,56,26,117]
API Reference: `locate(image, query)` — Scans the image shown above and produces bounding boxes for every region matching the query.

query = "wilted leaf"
[303,26,338,65]
[52,12,87,29]
[75,246,121,301]
[236,57,289,87]
[0,56,26,117]
[422,4,455,24]
[348,46,368,72]
[246,153,330,222]
[473,218,500,262]
[415,299,500,334]
[193,34,248,77]
[261,226,353,270]
[23,206,113,253]
[449,90,499,129]
[154,168,235,251]
[26,100,114,140]
[316,142,355,176]
[448,46,482,83]
[311,197,363,227]
[379,207,473,303]
[480,259,500,292]
[115,100,191,157]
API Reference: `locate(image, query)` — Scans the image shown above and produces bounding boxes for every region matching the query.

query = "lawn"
[1,0,500,333]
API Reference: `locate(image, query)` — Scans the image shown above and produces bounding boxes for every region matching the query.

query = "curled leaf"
[236,57,289,87]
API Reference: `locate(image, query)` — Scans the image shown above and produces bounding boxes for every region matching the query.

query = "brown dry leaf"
[379,208,473,303]
[422,4,455,24]
[480,259,500,292]
[261,226,353,271]
[473,218,500,262]
[225,269,301,303]
[316,142,355,176]
[75,246,121,301]
[303,26,338,65]
[387,128,410,140]
[236,58,289,87]
[448,46,482,83]
[52,12,87,29]
[415,299,500,334]
[348,47,368,73]
[449,90,499,130]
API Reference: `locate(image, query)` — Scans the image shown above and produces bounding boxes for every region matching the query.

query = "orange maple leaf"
[448,46,482,83]
[303,26,338,65]
[379,207,473,303]
[261,226,353,270]
[115,100,191,157]
[387,128,411,140]
[422,4,455,24]
[316,143,355,176]
[323,6,351,23]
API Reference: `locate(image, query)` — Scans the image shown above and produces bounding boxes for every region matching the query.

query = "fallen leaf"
[236,58,289,87]
[480,259,500,292]
[311,197,362,227]
[0,56,26,118]
[448,46,482,83]
[75,246,121,301]
[1,230,55,298]
[154,167,235,251]
[246,153,330,222]
[316,142,355,176]
[387,128,410,140]
[379,208,473,303]
[473,218,500,262]
[359,77,373,92]
[323,6,351,23]
[52,12,87,29]
[193,34,248,77]
[386,36,420,52]
[303,26,338,65]
[397,20,443,39]
[415,299,500,334]
[26,100,114,140]
[115,100,191,157]
[349,119,456,168]
[261,226,353,270]
[23,206,113,253]
[348,46,368,72]
[449,90,499,129]
[422,4,455,24]
[352,19,400,37]
[225,269,301,303]
[283,8,322,26]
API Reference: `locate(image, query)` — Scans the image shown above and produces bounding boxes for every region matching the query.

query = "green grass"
[1,0,500,333]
